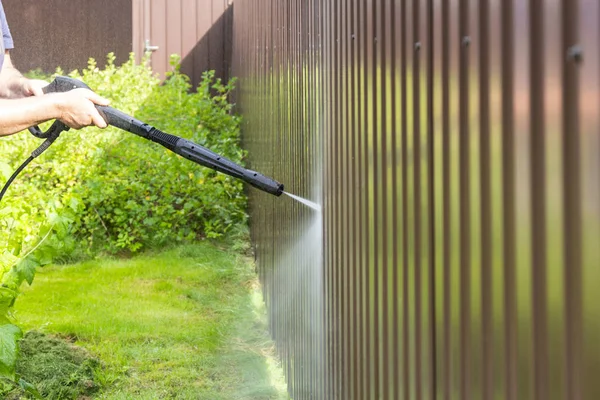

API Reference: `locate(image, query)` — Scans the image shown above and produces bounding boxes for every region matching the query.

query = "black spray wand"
[0,76,284,203]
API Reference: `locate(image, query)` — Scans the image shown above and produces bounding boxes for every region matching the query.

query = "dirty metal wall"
[232,0,600,399]
[4,0,231,88]
[3,0,132,74]
[132,0,233,86]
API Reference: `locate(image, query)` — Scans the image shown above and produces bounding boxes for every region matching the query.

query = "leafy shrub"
[68,54,248,253]
[0,52,247,382]
[4,53,247,255]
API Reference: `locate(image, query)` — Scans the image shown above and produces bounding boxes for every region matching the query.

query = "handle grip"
[42,75,92,94]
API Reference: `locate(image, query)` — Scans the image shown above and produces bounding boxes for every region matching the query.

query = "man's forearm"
[0,95,61,136]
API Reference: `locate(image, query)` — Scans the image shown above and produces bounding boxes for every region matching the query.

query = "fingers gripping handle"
[42,77,188,145]
[27,76,86,138]
[40,76,153,137]
[28,76,92,139]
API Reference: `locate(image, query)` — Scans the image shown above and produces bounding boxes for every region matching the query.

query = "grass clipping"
[6,331,100,399]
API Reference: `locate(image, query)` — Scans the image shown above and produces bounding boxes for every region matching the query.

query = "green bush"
[0,52,248,381]
[4,53,247,256]
[70,54,248,253]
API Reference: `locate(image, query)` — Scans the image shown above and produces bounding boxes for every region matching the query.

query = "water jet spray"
[283,192,321,212]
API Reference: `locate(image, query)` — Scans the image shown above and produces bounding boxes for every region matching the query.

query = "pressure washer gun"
[0,76,284,203]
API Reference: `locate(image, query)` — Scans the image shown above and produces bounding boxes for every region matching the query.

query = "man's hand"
[0,52,49,99]
[0,49,112,135]
[20,78,49,97]
[55,88,111,129]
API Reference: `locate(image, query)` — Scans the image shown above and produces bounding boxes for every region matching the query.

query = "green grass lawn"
[11,242,289,399]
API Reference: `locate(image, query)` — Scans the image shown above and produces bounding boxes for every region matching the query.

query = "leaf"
[0,324,23,380]
[0,251,18,274]
[17,257,39,286]
[0,161,13,180]
[68,196,82,212]
[37,246,55,266]
[0,288,16,324]
[19,377,43,399]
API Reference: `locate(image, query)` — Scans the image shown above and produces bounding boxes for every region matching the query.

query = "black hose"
[0,156,34,203]
[0,127,63,205]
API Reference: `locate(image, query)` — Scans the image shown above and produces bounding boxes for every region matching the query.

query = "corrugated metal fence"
[132,0,233,85]
[4,0,231,88]
[232,0,600,399]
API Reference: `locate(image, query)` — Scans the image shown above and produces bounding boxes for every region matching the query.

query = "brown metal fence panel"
[232,0,600,398]
[3,0,132,74]
[4,0,231,88]
[132,0,232,86]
